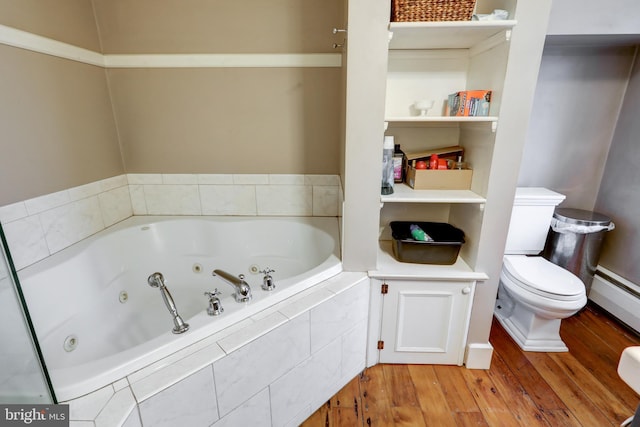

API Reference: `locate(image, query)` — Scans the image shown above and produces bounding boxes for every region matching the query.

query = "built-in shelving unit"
[385,116,497,123]
[380,184,486,204]
[378,17,514,277]
[357,0,553,367]
[388,20,517,50]
[370,241,488,281]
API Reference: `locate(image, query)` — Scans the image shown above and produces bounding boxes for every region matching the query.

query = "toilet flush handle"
[462,287,471,295]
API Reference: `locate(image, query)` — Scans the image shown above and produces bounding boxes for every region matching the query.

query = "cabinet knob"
[462,287,471,295]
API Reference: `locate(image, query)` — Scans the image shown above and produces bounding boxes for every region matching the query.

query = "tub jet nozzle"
[148,272,189,334]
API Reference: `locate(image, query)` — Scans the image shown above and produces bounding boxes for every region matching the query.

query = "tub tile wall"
[200,185,257,215]
[121,410,142,427]
[64,272,369,427]
[94,387,138,427]
[0,173,341,271]
[39,197,105,254]
[129,173,340,217]
[137,367,218,427]
[212,388,271,427]
[0,175,132,270]
[129,341,226,403]
[140,185,202,215]
[213,313,311,416]
[270,337,342,427]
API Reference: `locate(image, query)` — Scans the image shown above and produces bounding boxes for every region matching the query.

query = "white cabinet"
[376,279,476,365]
[380,18,515,262]
[346,0,553,368]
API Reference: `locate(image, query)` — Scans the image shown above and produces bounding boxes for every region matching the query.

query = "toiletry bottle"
[409,224,433,241]
[429,154,439,170]
[381,136,395,195]
[410,224,427,241]
[393,144,404,183]
[454,155,466,170]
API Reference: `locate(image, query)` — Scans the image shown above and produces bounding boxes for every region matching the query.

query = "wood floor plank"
[525,352,616,427]
[570,305,640,354]
[432,365,482,415]
[382,364,420,409]
[540,409,583,427]
[302,401,330,427]
[329,376,364,426]
[460,367,522,427]
[303,303,640,427]
[390,406,427,427]
[561,316,640,407]
[330,376,362,410]
[453,411,490,426]
[359,365,395,427]
[331,406,363,427]
[549,351,634,422]
[407,365,457,426]
[491,318,569,411]
[486,353,552,426]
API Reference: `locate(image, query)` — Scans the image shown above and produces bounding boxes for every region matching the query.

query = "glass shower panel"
[0,224,53,403]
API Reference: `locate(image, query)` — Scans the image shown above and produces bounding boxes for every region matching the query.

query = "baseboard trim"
[590,267,640,334]
[464,342,494,369]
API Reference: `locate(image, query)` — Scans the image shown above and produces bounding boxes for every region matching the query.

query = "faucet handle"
[204,289,224,316]
[260,268,276,291]
[204,288,221,298]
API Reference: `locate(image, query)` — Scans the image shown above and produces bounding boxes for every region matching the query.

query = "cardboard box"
[448,90,492,116]
[403,145,472,190]
[406,167,473,190]
[403,145,464,170]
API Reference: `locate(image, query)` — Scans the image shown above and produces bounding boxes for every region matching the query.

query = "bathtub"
[18,216,342,402]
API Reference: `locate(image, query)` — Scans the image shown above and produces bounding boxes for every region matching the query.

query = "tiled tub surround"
[20,215,342,402]
[0,174,342,270]
[63,273,369,427]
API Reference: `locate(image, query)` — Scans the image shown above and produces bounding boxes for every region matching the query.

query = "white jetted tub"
[18,216,342,401]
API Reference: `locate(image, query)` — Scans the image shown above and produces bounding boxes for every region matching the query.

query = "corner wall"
[0,1,344,206]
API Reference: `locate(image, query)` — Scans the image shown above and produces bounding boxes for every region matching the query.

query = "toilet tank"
[504,187,566,255]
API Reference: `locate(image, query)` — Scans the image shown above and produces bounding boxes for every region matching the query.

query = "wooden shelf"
[380,184,486,204]
[369,241,489,281]
[388,20,517,50]
[385,116,498,131]
[386,116,497,123]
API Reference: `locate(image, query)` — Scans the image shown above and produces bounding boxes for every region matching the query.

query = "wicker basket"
[391,0,476,22]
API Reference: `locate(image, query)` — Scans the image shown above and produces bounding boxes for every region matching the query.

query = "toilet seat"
[503,255,585,301]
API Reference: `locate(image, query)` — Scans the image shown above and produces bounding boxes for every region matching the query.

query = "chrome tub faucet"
[147,272,189,334]
[212,269,252,303]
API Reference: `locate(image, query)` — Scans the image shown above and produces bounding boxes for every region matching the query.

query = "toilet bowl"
[495,255,587,351]
[494,187,587,352]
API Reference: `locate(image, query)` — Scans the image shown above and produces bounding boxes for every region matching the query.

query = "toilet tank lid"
[514,187,566,206]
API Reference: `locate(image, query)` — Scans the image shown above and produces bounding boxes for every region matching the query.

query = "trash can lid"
[553,208,612,226]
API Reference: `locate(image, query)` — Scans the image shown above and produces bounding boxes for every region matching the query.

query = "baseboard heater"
[589,266,640,334]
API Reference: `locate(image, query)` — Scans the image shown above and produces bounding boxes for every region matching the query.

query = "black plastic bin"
[390,221,465,265]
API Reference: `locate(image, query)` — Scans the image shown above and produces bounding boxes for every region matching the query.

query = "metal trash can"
[542,208,615,295]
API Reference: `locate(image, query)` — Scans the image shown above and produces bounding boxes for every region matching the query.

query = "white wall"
[519,0,640,287]
[518,44,635,209]
[595,54,640,283]
[547,0,640,37]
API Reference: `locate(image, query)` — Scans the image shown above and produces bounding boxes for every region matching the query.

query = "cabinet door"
[379,280,474,365]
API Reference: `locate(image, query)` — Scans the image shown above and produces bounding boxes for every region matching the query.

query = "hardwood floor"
[301,303,640,426]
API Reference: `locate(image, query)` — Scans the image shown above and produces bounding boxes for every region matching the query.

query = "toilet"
[494,187,587,352]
